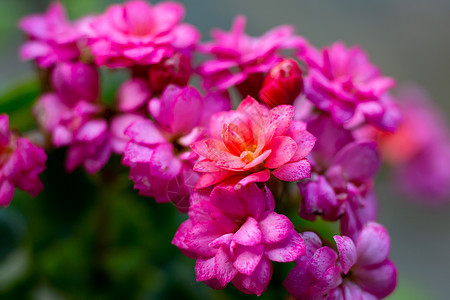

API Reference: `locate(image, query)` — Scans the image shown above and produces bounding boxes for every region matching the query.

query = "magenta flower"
[51,62,99,106]
[18,2,82,68]
[284,222,397,299]
[110,113,147,154]
[198,15,304,96]
[85,0,200,68]
[122,85,230,210]
[33,93,111,174]
[300,41,396,127]
[298,114,380,238]
[172,181,305,295]
[192,97,315,189]
[0,114,47,206]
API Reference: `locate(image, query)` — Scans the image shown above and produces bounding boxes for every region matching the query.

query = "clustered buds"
[6,0,450,298]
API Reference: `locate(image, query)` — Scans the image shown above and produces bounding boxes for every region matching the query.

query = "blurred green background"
[1,0,450,299]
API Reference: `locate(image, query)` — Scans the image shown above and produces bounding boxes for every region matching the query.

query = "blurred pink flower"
[19,2,82,68]
[300,41,396,128]
[33,93,111,174]
[173,181,305,295]
[198,15,304,96]
[284,222,397,299]
[85,0,200,67]
[0,114,47,206]
[192,97,315,189]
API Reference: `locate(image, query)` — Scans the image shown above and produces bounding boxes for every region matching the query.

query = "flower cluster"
[17,0,450,298]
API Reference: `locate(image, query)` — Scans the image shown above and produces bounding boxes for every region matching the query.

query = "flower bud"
[52,62,99,106]
[148,52,192,93]
[259,58,303,108]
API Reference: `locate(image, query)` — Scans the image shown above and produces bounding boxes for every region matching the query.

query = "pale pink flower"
[198,15,305,96]
[172,181,305,295]
[85,0,200,67]
[284,222,397,299]
[192,97,315,189]
[18,2,82,68]
[300,41,396,127]
[0,114,47,206]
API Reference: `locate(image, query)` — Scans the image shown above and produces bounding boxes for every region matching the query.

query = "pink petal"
[196,256,217,282]
[232,256,272,296]
[272,159,311,181]
[233,244,264,275]
[352,259,397,298]
[264,229,305,262]
[333,235,357,274]
[185,221,224,257]
[235,169,271,188]
[268,105,294,137]
[232,217,262,246]
[215,246,238,286]
[356,222,390,267]
[258,211,294,244]
[264,136,297,169]
[125,119,166,145]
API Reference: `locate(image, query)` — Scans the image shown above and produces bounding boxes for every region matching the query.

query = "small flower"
[51,62,99,106]
[85,0,200,68]
[300,41,395,127]
[122,85,230,210]
[259,58,303,108]
[173,181,305,295]
[298,114,380,238]
[198,15,304,96]
[0,114,47,206]
[192,97,315,189]
[18,2,83,68]
[33,93,111,174]
[284,222,397,299]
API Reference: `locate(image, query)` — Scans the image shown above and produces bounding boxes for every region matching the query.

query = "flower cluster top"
[6,1,450,298]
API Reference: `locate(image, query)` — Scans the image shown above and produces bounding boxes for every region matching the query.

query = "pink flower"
[300,41,396,127]
[18,2,82,68]
[198,15,304,96]
[259,58,303,108]
[33,93,111,174]
[51,62,99,106]
[298,115,380,238]
[376,86,450,204]
[284,222,397,299]
[0,114,47,206]
[172,181,305,295]
[85,0,200,67]
[192,97,315,189]
[122,85,230,210]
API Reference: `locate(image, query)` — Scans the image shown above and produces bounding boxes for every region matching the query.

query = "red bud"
[148,52,192,93]
[259,58,303,108]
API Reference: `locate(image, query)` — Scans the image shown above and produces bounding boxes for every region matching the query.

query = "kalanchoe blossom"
[33,93,111,174]
[18,2,82,68]
[172,181,305,295]
[122,85,230,210]
[51,62,99,106]
[85,0,200,68]
[259,58,303,108]
[284,222,397,299]
[0,114,47,206]
[192,97,316,189]
[374,86,450,204]
[298,114,379,238]
[198,15,305,96]
[299,41,396,128]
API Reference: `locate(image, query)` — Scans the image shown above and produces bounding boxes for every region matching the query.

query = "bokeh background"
[1,0,449,299]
